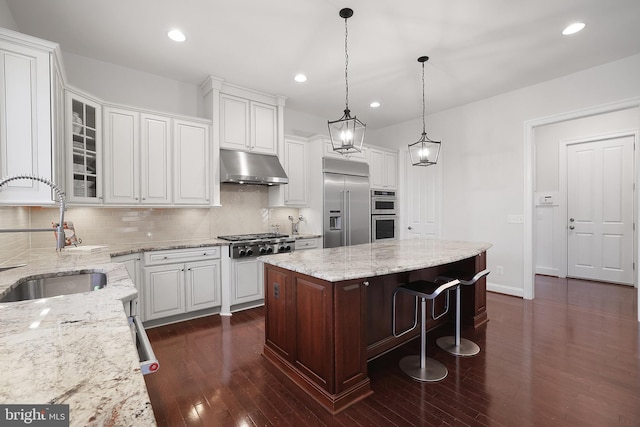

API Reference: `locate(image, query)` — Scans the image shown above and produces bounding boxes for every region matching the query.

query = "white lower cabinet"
[111,253,143,319]
[229,258,264,308]
[294,237,321,250]
[142,247,221,321]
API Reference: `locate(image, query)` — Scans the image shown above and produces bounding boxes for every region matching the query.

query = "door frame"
[559,131,637,282]
[524,97,640,322]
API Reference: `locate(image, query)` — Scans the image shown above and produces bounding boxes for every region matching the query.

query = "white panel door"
[567,135,634,285]
[403,151,439,238]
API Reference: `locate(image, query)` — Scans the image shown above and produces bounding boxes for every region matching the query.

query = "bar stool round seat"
[392,278,460,382]
[435,269,490,357]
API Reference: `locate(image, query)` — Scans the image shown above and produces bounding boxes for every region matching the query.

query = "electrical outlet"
[273,283,280,299]
[496,266,504,275]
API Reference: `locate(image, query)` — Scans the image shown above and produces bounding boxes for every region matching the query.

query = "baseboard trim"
[487,281,524,298]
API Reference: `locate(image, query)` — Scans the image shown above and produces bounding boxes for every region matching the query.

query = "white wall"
[61,52,204,118]
[284,108,328,138]
[369,54,640,296]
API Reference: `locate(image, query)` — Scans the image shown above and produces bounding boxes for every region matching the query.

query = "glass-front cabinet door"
[66,90,102,203]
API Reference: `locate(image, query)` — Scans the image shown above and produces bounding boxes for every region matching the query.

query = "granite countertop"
[0,238,230,427]
[0,234,320,425]
[258,238,492,282]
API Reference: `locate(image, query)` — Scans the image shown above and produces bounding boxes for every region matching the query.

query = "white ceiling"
[6,0,640,129]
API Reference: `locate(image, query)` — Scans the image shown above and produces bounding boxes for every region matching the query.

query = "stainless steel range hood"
[220,149,288,185]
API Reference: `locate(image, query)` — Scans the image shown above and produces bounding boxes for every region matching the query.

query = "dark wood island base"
[262,246,488,414]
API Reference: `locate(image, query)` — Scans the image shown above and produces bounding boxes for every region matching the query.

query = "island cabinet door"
[293,274,335,393]
[264,265,295,360]
[334,279,368,394]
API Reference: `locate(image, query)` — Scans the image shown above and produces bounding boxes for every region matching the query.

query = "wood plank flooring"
[144,276,640,426]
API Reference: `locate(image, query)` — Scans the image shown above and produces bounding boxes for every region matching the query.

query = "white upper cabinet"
[220,93,279,155]
[103,106,172,205]
[0,29,57,205]
[369,148,398,190]
[250,101,277,154]
[103,106,139,204]
[66,90,102,204]
[140,113,172,204]
[269,136,308,207]
[322,137,369,163]
[174,119,210,205]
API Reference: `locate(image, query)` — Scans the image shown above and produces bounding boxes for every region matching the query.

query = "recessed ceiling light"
[562,22,585,35]
[370,101,381,108]
[294,74,307,83]
[168,29,186,42]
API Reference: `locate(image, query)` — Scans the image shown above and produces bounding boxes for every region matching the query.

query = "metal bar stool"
[435,269,490,356]
[392,278,460,382]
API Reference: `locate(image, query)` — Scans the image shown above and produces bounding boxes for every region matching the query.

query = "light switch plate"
[507,214,524,224]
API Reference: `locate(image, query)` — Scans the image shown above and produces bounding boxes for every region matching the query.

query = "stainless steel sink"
[0,272,107,302]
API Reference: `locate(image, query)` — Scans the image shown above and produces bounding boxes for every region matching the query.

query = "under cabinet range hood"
[220,149,288,185]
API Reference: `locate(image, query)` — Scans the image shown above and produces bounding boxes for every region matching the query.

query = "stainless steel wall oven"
[371,190,397,242]
[371,190,397,214]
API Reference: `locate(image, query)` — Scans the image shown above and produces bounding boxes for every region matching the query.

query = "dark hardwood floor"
[144,276,640,426]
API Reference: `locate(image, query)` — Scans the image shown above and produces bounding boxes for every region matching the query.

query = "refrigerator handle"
[345,190,351,246]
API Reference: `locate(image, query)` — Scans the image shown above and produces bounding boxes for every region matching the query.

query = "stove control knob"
[238,249,246,257]
[278,246,285,252]
[259,247,267,254]
[267,247,274,253]
[246,248,254,256]
[285,245,291,251]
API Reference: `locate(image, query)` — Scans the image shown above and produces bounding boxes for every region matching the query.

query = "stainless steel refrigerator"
[323,158,370,248]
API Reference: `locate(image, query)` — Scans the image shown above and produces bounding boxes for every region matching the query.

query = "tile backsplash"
[0,185,299,255]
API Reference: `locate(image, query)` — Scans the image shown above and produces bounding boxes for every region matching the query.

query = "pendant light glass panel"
[328,8,365,155]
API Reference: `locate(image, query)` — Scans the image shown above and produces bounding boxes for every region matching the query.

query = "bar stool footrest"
[436,336,480,356]
[398,355,448,382]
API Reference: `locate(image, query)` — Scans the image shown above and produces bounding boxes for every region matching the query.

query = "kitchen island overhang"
[259,238,492,414]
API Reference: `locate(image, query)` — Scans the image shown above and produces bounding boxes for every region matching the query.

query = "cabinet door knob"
[408,226,413,230]
[363,281,369,287]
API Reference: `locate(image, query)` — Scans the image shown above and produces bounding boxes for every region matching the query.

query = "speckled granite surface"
[0,238,231,427]
[258,238,492,282]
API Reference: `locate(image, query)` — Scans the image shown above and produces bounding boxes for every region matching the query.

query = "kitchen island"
[259,238,492,414]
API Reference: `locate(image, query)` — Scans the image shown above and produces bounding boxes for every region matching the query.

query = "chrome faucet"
[288,215,304,236]
[0,174,67,251]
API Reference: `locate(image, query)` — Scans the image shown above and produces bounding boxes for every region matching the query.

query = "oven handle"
[128,315,160,375]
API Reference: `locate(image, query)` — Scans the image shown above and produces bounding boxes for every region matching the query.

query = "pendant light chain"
[344,16,349,111]
[421,60,426,134]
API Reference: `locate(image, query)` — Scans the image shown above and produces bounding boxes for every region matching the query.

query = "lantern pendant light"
[408,56,441,166]
[328,8,365,155]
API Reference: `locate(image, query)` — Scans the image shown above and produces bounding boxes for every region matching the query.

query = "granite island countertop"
[0,238,231,427]
[258,238,492,282]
